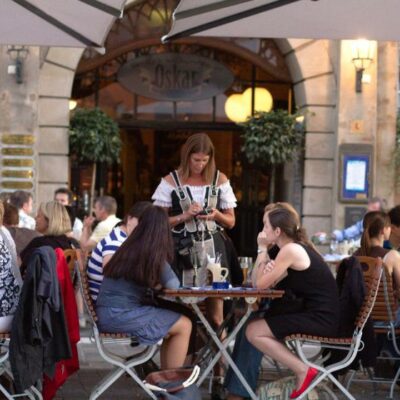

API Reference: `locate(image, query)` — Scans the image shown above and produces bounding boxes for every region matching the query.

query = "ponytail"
[268,208,322,257]
[295,226,322,257]
[359,211,391,256]
[359,229,371,256]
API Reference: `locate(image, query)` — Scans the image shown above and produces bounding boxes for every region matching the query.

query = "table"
[163,287,284,400]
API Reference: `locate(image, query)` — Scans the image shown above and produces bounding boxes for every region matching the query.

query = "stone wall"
[37,48,83,205]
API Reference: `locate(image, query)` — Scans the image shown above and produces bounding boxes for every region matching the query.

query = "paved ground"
[52,329,399,399]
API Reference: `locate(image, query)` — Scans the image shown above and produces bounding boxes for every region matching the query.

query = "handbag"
[144,365,201,400]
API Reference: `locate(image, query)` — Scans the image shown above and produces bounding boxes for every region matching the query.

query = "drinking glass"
[330,240,338,255]
[239,257,248,285]
[245,257,254,286]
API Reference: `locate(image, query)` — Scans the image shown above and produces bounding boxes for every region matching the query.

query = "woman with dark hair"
[244,206,340,399]
[96,206,192,369]
[354,211,400,287]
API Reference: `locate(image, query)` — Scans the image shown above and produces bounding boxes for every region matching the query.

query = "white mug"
[207,262,229,283]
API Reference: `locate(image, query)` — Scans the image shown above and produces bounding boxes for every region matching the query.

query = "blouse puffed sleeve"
[219,180,237,209]
[152,179,174,208]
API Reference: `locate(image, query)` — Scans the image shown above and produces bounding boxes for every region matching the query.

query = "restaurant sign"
[117,53,234,101]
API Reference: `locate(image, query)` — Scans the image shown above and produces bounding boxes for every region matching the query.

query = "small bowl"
[212,281,229,289]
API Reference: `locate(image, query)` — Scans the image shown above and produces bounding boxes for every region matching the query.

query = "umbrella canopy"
[164,0,400,42]
[0,0,128,47]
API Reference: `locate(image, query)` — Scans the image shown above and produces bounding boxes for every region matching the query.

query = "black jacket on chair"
[328,256,377,372]
[9,246,71,392]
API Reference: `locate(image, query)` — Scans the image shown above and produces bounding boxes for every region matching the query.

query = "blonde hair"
[178,133,216,183]
[39,201,71,236]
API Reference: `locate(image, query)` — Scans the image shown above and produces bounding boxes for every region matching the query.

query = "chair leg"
[365,366,378,394]
[325,373,357,400]
[91,340,159,400]
[345,369,356,390]
[390,365,400,399]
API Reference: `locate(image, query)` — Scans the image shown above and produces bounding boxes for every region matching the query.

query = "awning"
[163,0,400,42]
[0,0,128,48]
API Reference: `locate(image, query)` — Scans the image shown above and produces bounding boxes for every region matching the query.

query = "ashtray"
[212,281,229,289]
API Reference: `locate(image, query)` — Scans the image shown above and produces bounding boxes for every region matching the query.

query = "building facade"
[0,0,398,252]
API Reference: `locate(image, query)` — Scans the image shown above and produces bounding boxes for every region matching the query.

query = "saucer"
[212,281,229,289]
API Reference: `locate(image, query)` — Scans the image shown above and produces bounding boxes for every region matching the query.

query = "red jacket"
[43,248,80,400]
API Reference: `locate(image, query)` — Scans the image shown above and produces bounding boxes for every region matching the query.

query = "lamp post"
[351,40,374,93]
[7,45,29,84]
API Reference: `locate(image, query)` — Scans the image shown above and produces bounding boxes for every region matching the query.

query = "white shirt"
[73,217,83,240]
[18,210,35,230]
[152,179,237,209]
[89,215,121,245]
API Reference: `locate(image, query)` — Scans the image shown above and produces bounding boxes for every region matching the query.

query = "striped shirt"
[87,226,127,302]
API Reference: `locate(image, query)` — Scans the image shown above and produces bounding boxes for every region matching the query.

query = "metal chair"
[0,334,42,399]
[63,248,77,280]
[345,255,400,398]
[285,258,383,400]
[75,253,160,400]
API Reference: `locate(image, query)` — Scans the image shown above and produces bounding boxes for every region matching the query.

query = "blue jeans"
[224,307,268,397]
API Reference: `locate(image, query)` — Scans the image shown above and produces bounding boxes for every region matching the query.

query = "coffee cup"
[207,262,229,283]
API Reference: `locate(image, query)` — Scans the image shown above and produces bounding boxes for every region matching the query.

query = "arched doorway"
[71,1,293,255]
[37,1,337,253]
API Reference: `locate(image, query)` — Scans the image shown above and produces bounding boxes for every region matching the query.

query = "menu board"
[339,144,372,202]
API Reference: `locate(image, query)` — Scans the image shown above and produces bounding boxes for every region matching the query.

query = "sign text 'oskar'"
[117,53,234,101]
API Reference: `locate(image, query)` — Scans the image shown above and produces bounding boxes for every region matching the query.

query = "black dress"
[266,244,340,339]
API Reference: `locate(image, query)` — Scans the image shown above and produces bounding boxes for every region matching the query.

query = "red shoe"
[289,367,318,399]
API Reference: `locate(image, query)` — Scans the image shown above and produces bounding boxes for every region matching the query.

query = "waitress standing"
[152,132,241,396]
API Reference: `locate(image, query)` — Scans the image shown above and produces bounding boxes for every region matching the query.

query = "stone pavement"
[53,330,398,399]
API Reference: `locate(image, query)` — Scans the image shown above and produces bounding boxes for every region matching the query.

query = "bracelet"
[257,249,267,254]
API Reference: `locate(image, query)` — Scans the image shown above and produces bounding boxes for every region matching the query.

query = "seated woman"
[0,201,21,332]
[353,211,400,288]
[21,201,79,269]
[96,205,192,369]
[225,202,295,400]
[245,206,340,399]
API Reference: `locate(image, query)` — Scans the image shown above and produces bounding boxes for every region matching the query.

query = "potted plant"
[69,107,121,211]
[240,109,303,201]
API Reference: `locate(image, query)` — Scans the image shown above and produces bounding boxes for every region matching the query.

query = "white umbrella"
[0,0,128,48]
[163,0,400,42]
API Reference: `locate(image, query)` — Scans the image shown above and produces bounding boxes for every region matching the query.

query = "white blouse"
[152,178,237,210]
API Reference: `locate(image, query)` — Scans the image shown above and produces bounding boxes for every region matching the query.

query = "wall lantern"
[7,45,29,84]
[69,100,78,111]
[351,39,374,93]
[225,87,273,123]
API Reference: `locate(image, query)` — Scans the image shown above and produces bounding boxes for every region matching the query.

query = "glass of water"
[330,240,338,255]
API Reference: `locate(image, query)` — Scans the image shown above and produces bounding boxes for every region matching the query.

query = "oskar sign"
[117,53,234,101]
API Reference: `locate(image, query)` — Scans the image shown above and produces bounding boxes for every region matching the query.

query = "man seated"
[80,196,120,254]
[315,197,384,243]
[9,190,35,230]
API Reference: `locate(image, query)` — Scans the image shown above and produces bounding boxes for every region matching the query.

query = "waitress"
[152,132,241,397]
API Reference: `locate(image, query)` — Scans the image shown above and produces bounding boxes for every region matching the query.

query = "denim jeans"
[224,304,269,398]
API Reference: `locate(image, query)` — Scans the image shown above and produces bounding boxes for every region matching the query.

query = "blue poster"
[342,154,370,200]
